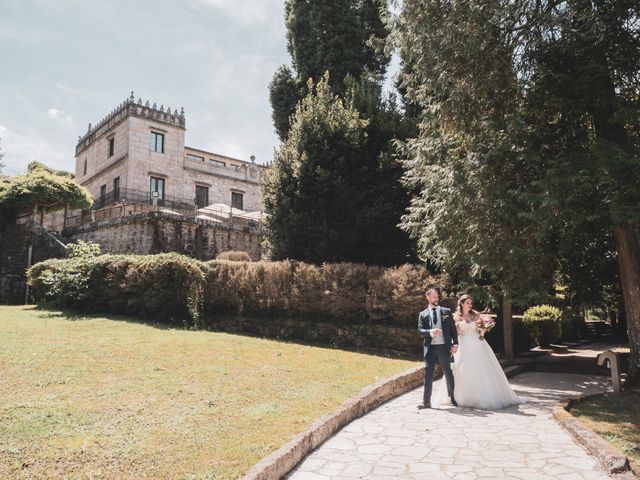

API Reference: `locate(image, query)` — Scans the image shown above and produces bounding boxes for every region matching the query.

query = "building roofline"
[75,92,185,156]
[185,146,267,168]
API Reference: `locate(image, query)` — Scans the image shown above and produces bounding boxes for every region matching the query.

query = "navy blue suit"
[418,306,458,404]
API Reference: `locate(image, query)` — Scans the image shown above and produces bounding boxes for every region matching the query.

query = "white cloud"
[46,108,74,125]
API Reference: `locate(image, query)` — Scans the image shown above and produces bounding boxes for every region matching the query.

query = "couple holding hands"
[418,289,521,410]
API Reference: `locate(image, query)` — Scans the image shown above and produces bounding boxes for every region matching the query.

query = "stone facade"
[64,211,262,261]
[75,93,266,213]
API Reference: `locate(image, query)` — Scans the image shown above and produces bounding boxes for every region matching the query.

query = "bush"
[27,253,204,327]
[28,254,450,328]
[217,251,252,262]
[523,305,563,347]
[68,240,101,259]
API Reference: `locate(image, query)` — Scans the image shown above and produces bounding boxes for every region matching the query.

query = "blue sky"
[0,0,400,176]
[0,0,293,175]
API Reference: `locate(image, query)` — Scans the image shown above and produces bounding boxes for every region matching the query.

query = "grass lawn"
[571,389,640,474]
[0,306,418,479]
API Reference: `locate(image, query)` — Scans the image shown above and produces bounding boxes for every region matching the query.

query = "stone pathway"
[288,372,612,479]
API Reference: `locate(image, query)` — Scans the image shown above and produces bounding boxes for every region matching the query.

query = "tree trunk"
[502,292,514,364]
[613,223,640,388]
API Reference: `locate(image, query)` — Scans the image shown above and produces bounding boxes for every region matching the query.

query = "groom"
[417,288,458,409]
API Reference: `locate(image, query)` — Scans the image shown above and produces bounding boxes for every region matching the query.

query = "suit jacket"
[418,306,459,358]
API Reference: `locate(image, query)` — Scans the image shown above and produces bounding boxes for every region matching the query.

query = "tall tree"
[264,74,412,265]
[522,0,640,384]
[270,0,389,140]
[394,0,640,381]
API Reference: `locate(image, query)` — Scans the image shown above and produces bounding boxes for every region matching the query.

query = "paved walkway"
[288,372,611,480]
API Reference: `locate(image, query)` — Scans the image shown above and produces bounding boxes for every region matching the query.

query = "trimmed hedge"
[28,254,450,328]
[28,254,204,326]
[523,304,563,347]
[216,250,252,262]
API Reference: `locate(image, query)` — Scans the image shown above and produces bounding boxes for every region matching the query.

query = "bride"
[436,294,522,409]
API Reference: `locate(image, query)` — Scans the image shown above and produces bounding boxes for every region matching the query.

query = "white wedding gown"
[435,320,522,409]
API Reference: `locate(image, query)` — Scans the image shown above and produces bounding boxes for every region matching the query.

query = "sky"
[0,0,295,175]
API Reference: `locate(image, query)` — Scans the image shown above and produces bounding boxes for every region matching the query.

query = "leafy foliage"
[264,74,413,265]
[394,1,554,303]
[27,253,451,329]
[27,161,75,179]
[270,0,390,139]
[68,240,102,259]
[523,305,563,347]
[0,162,91,217]
[28,254,204,327]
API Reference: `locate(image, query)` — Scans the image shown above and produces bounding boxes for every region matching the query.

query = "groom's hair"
[425,288,439,296]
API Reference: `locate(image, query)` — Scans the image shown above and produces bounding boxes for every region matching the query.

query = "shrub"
[28,253,450,329]
[368,264,450,326]
[523,305,563,347]
[27,253,204,327]
[217,251,252,262]
[68,240,101,259]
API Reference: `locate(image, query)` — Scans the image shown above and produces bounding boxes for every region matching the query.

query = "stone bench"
[597,349,630,392]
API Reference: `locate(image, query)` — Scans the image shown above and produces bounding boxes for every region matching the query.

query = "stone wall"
[64,211,262,260]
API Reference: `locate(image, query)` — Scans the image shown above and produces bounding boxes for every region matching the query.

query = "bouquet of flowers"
[476,315,496,341]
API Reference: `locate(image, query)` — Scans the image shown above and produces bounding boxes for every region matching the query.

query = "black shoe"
[417,403,431,410]
[450,397,458,407]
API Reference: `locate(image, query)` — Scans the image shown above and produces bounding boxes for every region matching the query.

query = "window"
[100,184,107,200]
[187,154,204,162]
[195,185,209,208]
[150,176,165,200]
[231,191,243,210]
[83,158,87,176]
[150,132,165,153]
[108,137,115,157]
[113,177,120,200]
[208,159,226,168]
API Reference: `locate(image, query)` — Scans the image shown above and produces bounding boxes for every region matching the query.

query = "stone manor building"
[75,92,266,213]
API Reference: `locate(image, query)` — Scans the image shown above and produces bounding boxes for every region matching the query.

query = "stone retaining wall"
[64,211,262,260]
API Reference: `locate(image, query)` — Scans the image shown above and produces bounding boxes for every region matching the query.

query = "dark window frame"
[150,176,166,200]
[108,137,115,157]
[231,191,243,210]
[113,177,120,200]
[195,185,209,208]
[150,132,165,153]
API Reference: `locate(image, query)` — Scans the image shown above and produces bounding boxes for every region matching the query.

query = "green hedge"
[28,254,450,328]
[28,254,204,326]
[523,304,563,347]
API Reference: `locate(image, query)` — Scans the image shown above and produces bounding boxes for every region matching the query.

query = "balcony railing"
[64,188,263,234]
[92,188,196,211]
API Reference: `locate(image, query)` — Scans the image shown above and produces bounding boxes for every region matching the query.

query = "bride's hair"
[454,294,477,322]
